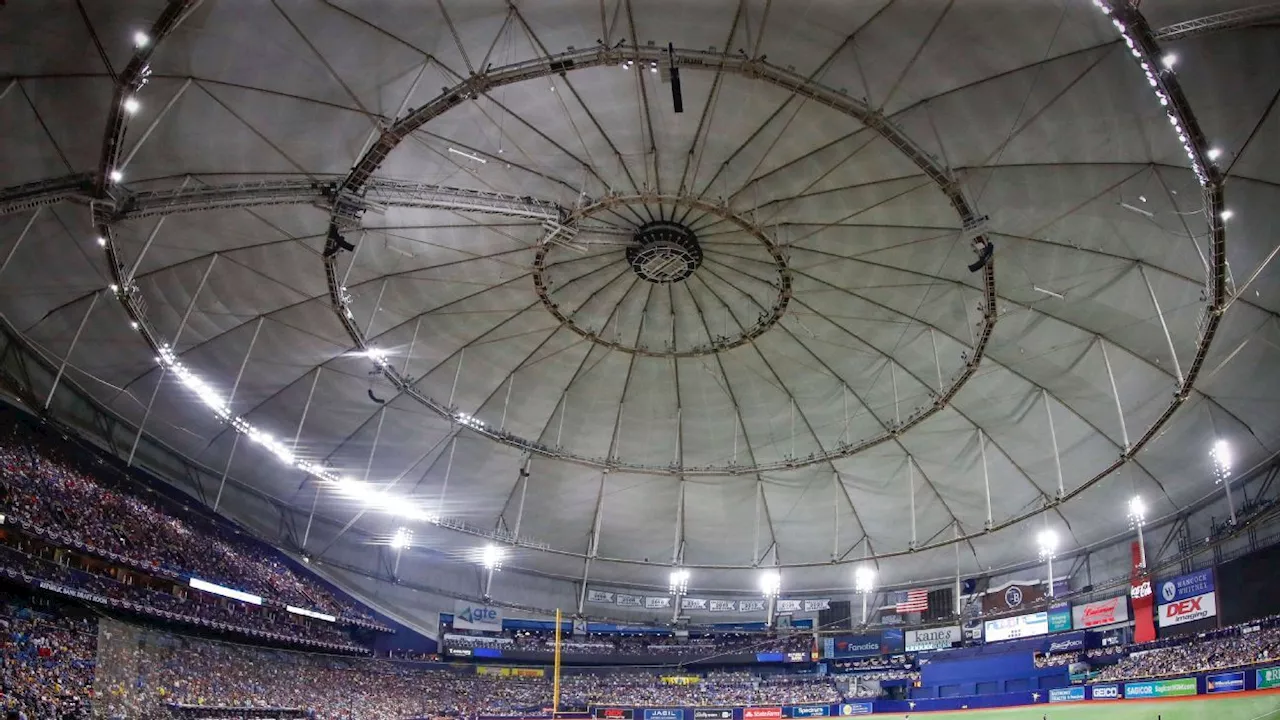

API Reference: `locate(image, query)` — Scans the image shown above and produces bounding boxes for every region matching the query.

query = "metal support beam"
[226,317,264,413]
[301,484,320,550]
[1099,338,1130,450]
[513,455,531,539]
[978,429,992,529]
[212,434,239,512]
[890,363,900,426]
[119,78,192,172]
[577,473,607,615]
[500,374,514,430]
[953,522,962,617]
[1138,265,1184,385]
[930,327,943,393]
[1043,389,1065,499]
[907,457,917,549]
[0,207,40,282]
[292,367,321,452]
[45,291,99,410]
[832,471,840,561]
[128,253,216,466]
[448,348,465,409]
[437,436,457,518]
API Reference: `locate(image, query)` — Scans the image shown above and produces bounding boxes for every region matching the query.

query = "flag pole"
[553,608,562,716]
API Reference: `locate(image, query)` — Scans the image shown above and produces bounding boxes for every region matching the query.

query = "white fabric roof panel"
[1,0,1277,600]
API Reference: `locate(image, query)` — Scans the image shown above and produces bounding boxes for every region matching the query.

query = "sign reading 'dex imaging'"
[787,706,829,718]
[1206,672,1245,694]
[1158,591,1216,627]
[645,710,685,720]
[1158,570,1214,604]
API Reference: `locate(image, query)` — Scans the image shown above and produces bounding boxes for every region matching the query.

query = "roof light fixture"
[96,236,107,247]
[123,97,140,114]
[1220,209,1234,221]
[1161,53,1177,69]
[759,569,781,598]
[1036,528,1058,559]
[390,526,413,550]
[1207,147,1222,161]
[481,543,505,570]
[669,568,690,595]
[109,169,123,183]
[133,31,150,48]
[854,565,875,594]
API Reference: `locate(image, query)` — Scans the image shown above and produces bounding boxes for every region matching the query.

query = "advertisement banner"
[644,711,684,720]
[1049,687,1085,703]
[452,601,503,632]
[1073,596,1129,629]
[646,596,671,609]
[777,599,803,613]
[1205,671,1245,694]
[1123,678,1197,698]
[1130,542,1156,643]
[1045,632,1085,654]
[982,582,1045,613]
[1157,591,1216,627]
[1091,684,1121,700]
[616,593,643,607]
[1048,603,1073,632]
[838,704,873,716]
[709,599,737,612]
[984,612,1049,642]
[1158,570,1214,604]
[881,627,904,654]
[744,709,783,720]
[804,599,831,612]
[1257,666,1280,690]
[787,706,829,718]
[829,634,882,658]
[587,589,615,604]
[682,597,708,610]
[905,626,960,652]
[740,599,767,613]
[595,710,634,720]
[693,711,732,720]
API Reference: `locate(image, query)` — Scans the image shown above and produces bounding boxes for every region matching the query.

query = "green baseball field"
[880,691,1280,720]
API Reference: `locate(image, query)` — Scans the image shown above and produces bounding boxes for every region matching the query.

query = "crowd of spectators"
[0,542,365,653]
[0,593,95,720]
[442,628,810,658]
[1094,623,1280,682]
[0,420,388,634]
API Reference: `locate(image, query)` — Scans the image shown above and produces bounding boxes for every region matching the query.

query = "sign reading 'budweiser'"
[1072,595,1129,629]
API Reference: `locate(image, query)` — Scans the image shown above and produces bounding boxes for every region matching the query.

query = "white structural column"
[448,348,465,408]
[1043,389,1065,499]
[0,207,40,282]
[213,317,265,511]
[437,436,458,518]
[953,522,962,616]
[577,473,607,614]
[295,368,323,550]
[1138,265,1184,385]
[978,429,993,529]
[500,374,515,430]
[1099,338,1130,450]
[45,291,100,410]
[512,455,531,539]
[831,471,840,561]
[930,328,943,393]
[129,253,218,466]
[891,363,901,426]
[671,481,686,622]
[907,457,917,549]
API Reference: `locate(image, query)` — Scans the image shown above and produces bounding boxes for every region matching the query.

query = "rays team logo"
[1005,586,1023,607]
[1161,580,1177,603]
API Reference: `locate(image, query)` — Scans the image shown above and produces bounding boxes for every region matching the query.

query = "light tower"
[668,568,690,623]
[760,569,781,626]
[1212,439,1236,525]
[1128,496,1147,570]
[855,565,876,625]
[390,526,412,576]
[1037,529,1058,597]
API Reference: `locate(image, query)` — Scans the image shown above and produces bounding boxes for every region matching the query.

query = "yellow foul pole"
[553,608,563,716]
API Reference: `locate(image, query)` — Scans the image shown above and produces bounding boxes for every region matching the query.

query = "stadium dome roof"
[2,0,1279,606]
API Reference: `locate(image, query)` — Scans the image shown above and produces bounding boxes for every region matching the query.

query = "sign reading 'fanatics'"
[905,626,960,652]
[1158,591,1217,627]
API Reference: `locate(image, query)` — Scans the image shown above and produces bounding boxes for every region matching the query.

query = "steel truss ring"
[75,6,1226,568]
[534,192,792,358]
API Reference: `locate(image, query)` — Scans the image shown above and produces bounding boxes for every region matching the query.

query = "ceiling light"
[129,321,140,330]
[109,284,119,292]
[1128,496,1146,524]
[1220,209,1234,221]
[447,147,487,164]
[854,565,875,593]
[1161,53,1177,70]
[109,170,123,183]
[669,568,690,594]
[1033,286,1065,300]
[123,97,140,114]
[1037,529,1058,557]
[1212,439,1232,473]
[133,31,150,48]
[759,569,781,598]
[390,527,413,550]
[96,236,107,247]
[1207,148,1222,161]
[481,544,505,570]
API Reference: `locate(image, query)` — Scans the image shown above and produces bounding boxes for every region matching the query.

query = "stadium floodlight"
[1212,439,1232,476]
[133,31,150,48]
[109,169,123,183]
[482,543,505,570]
[669,568,690,595]
[123,96,140,114]
[854,565,875,594]
[1036,529,1058,559]
[390,526,412,550]
[1129,495,1148,569]
[759,569,781,598]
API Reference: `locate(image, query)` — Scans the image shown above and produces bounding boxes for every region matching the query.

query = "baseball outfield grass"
[880,690,1280,720]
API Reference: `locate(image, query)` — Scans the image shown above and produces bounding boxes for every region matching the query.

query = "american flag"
[894,589,929,613]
